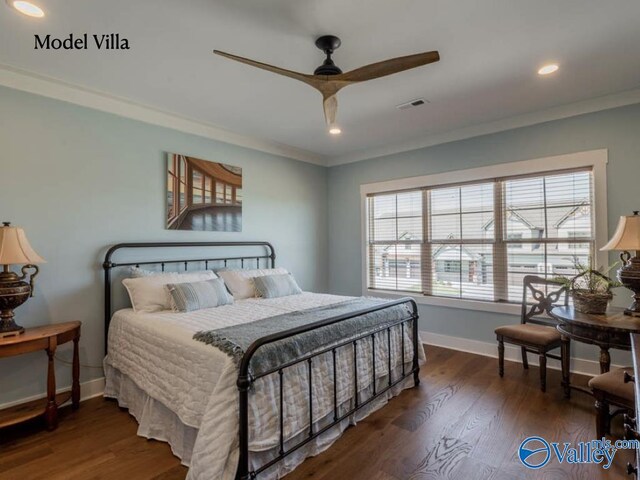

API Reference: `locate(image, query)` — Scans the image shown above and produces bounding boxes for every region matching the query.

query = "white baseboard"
[0,333,621,409]
[0,377,105,410]
[420,331,621,377]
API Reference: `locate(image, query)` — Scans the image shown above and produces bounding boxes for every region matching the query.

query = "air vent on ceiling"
[396,98,429,110]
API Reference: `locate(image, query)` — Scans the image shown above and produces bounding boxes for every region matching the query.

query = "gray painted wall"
[2,83,639,406]
[327,103,640,365]
[0,86,328,404]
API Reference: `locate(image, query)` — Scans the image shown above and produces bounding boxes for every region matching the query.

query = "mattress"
[104,292,424,479]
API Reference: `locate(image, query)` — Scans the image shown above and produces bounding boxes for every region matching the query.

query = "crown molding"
[2,63,639,169]
[0,63,327,166]
[328,87,640,167]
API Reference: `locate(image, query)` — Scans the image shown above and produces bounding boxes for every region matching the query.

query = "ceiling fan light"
[538,64,559,75]
[8,0,45,17]
[329,126,342,135]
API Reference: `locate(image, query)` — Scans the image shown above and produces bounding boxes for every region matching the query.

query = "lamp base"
[0,268,32,338]
[623,295,640,317]
[619,255,640,318]
[0,318,25,338]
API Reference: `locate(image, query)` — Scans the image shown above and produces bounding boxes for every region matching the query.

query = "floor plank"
[0,346,634,479]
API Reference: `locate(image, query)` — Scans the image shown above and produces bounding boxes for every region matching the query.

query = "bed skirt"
[104,364,199,466]
[104,361,417,479]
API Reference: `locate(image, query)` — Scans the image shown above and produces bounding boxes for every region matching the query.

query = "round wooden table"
[550,306,640,398]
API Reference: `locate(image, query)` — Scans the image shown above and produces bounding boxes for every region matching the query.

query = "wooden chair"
[495,275,569,392]
[588,367,635,438]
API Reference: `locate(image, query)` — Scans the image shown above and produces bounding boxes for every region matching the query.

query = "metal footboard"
[235,297,420,480]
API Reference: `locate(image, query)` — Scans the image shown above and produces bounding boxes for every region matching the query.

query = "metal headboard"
[102,242,276,354]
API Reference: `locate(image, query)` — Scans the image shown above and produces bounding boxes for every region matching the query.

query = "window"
[429,181,495,300]
[565,230,591,250]
[366,167,597,304]
[167,154,188,223]
[216,182,225,204]
[502,171,595,301]
[443,260,461,273]
[179,157,187,212]
[167,159,176,221]
[368,191,422,292]
[204,177,212,204]
[192,170,203,204]
[506,232,524,248]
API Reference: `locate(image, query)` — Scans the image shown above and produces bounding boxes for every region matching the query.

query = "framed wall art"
[166,153,242,232]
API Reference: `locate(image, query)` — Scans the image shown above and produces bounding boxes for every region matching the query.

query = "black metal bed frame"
[103,242,420,480]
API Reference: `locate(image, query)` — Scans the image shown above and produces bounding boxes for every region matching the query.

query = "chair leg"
[539,353,547,392]
[561,336,571,399]
[498,338,504,378]
[594,395,610,439]
[521,347,529,370]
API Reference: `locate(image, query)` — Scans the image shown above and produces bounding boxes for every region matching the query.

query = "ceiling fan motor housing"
[314,35,343,75]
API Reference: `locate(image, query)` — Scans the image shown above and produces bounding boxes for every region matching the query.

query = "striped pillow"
[216,268,289,299]
[253,273,302,298]
[165,278,233,312]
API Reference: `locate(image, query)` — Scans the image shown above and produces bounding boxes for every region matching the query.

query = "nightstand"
[0,321,81,431]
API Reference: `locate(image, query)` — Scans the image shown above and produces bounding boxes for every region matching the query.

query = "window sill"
[365,289,522,316]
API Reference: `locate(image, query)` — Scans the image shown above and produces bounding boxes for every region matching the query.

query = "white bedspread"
[104,293,424,479]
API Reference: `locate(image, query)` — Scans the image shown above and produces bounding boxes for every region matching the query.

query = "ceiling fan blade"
[338,51,440,83]
[323,95,338,126]
[214,50,322,89]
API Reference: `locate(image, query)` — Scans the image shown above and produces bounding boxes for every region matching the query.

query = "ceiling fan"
[213,35,440,132]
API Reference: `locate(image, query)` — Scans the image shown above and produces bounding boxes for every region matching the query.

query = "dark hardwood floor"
[177,206,242,232]
[0,346,633,479]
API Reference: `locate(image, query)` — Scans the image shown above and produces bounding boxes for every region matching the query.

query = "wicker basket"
[570,270,613,314]
[572,290,612,314]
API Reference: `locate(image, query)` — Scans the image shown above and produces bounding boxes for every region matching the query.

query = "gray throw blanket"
[193,297,412,377]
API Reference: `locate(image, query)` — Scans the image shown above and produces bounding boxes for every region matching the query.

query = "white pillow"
[123,271,217,313]
[217,268,288,300]
[129,267,214,278]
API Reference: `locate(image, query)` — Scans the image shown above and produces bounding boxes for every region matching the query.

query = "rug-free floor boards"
[0,346,632,479]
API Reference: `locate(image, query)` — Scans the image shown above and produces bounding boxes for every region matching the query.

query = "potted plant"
[555,259,621,315]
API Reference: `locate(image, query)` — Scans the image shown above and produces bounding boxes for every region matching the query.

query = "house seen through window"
[366,169,594,303]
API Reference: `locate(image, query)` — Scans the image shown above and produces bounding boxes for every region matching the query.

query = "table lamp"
[0,222,46,337]
[601,211,640,317]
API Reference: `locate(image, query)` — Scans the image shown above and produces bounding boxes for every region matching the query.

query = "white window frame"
[360,149,609,315]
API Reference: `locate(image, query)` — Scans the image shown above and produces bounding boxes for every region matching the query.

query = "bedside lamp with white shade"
[0,222,46,337]
[601,211,640,317]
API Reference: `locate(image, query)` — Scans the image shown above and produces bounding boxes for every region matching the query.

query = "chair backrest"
[521,275,569,327]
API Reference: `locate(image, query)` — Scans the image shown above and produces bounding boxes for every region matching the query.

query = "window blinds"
[366,168,594,303]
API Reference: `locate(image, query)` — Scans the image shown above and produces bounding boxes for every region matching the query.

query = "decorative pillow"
[165,278,233,312]
[253,273,302,299]
[217,267,289,299]
[123,271,216,313]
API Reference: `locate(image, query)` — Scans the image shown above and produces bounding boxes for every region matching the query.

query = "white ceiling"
[1,0,640,164]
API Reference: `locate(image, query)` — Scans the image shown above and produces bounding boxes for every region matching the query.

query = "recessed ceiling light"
[329,126,342,135]
[8,0,44,17]
[538,64,559,75]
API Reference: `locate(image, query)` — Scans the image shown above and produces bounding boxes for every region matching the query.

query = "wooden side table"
[0,321,81,430]
[550,306,640,398]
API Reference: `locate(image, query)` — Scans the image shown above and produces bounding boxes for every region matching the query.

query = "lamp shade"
[0,223,46,265]
[600,212,640,251]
